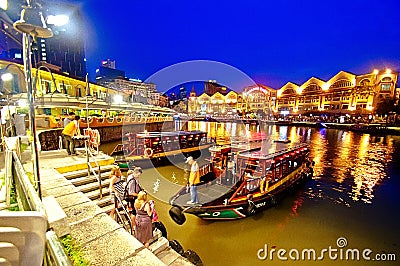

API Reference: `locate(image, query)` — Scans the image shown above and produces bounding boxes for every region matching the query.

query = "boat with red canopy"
[169,140,314,224]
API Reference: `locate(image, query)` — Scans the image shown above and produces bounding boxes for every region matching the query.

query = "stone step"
[85,188,111,201]
[62,164,114,179]
[75,179,110,194]
[93,195,113,209]
[67,172,110,186]
[149,236,169,256]
[101,204,114,214]
[157,248,192,266]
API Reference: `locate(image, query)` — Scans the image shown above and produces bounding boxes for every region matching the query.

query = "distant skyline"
[64,0,400,91]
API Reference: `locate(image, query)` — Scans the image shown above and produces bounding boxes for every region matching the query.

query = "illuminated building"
[276,69,398,117]
[188,88,238,115]
[242,84,277,115]
[95,60,159,106]
[0,60,172,124]
[187,69,398,118]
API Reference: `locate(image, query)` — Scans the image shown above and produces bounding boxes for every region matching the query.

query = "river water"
[101,122,400,266]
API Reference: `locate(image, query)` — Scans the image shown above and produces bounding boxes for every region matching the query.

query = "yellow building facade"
[276,69,398,116]
[0,60,172,120]
[187,69,398,118]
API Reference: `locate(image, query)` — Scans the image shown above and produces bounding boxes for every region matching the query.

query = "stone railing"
[1,138,71,265]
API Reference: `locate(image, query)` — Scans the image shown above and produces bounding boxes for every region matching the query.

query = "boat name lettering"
[255,201,266,208]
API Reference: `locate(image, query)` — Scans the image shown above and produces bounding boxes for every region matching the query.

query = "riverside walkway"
[1,144,192,265]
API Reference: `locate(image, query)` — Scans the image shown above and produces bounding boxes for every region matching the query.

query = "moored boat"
[168,141,314,224]
[111,130,214,169]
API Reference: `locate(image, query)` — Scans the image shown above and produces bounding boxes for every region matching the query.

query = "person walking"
[185,156,200,204]
[125,167,143,220]
[109,166,124,220]
[62,115,80,155]
[134,191,153,248]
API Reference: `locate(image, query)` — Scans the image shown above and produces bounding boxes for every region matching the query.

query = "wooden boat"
[168,141,314,224]
[111,130,214,169]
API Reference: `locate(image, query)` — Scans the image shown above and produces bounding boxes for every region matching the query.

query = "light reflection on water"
[305,129,395,206]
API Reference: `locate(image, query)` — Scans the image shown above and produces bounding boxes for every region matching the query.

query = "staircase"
[61,164,195,265]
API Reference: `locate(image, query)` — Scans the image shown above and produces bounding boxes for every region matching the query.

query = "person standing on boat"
[63,112,75,128]
[186,156,200,204]
[62,115,80,155]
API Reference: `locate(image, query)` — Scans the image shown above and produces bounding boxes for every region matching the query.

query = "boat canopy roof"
[135,130,207,139]
[238,143,309,161]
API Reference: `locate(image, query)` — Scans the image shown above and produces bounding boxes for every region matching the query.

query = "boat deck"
[173,183,233,206]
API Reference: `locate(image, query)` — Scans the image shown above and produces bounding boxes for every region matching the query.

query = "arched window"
[282,88,296,95]
[360,79,370,86]
[330,79,352,89]
[381,77,392,82]
[303,83,321,94]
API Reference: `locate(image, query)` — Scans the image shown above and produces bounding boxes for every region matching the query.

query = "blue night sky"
[66,0,400,92]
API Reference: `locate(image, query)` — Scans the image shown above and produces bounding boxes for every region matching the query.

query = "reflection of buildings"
[187,70,399,117]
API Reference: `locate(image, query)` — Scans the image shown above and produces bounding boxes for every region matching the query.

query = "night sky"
[66,0,400,92]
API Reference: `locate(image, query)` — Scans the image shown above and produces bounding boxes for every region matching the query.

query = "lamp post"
[13,0,53,198]
[33,65,58,95]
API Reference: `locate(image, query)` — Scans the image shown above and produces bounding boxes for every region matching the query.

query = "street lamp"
[0,63,26,95]
[13,0,53,199]
[33,65,58,95]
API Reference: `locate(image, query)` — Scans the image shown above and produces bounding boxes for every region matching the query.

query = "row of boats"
[110,130,314,224]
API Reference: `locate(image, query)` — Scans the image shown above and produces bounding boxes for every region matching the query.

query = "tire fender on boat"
[269,195,277,206]
[153,221,168,238]
[169,206,186,225]
[246,194,256,216]
[169,239,184,255]
[183,249,203,266]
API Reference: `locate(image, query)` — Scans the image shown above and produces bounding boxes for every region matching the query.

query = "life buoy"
[89,130,100,145]
[144,148,153,158]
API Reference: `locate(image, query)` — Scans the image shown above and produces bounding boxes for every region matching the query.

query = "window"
[381,84,391,91]
[304,83,321,94]
[330,79,352,89]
